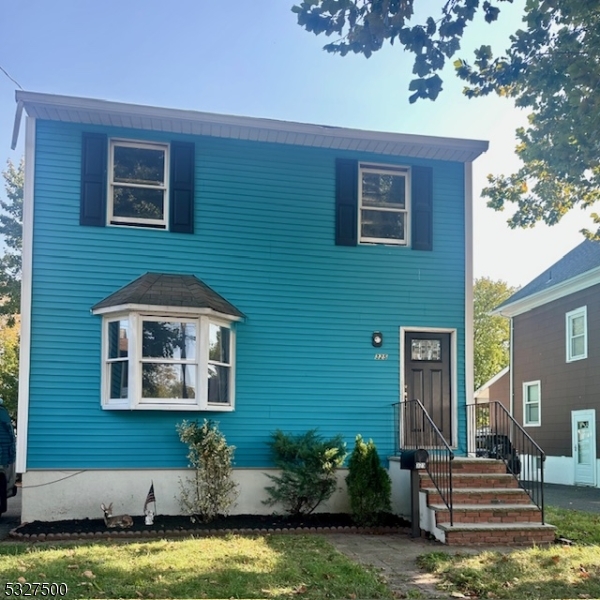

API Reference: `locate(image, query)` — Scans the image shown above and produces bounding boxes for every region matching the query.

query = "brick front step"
[450,458,508,474]
[430,503,542,525]
[420,473,519,489]
[423,487,533,505]
[438,522,556,546]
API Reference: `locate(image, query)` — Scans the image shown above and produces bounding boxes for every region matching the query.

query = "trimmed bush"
[346,435,391,525]
[177,419,238,522]
[263,429,347,516]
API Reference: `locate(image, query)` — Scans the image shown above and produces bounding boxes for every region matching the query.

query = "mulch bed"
[10,512,411,542]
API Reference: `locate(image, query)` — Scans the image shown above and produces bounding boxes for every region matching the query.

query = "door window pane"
[411,339,441,361]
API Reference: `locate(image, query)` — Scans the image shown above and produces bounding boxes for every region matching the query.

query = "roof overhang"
[91,303,244,322]
[474,366,509,398]
[493,265,600,317]
[13,90,489,162]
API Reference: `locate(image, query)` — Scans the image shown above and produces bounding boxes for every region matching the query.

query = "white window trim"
[566,306,587,363]
[358,162,411,246]
[108,139,170,229]
[523,380,541,427]
[101,310,235,412]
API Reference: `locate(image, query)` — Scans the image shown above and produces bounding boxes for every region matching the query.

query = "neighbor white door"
[572,409,596,486]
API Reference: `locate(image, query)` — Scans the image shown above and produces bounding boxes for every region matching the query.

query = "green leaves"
[177,419,239,522]
[263,429,347,516]
[346,435,391,525]
[473,278,516,391]
[0,159,23,322]
[294,0,600,235]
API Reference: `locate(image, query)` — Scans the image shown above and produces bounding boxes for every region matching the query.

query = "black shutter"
[170,142,195,234]
[335,159,358,246]
[80,133,107,227]
[411,166,433,251]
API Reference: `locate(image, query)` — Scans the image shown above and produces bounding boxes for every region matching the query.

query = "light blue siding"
[28,119,467,469]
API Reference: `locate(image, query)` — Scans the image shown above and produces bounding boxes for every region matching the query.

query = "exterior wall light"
[372,331,383,347]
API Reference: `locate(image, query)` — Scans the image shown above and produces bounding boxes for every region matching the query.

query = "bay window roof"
[91,273,244,319]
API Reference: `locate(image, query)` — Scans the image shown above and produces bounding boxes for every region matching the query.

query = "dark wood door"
[405,331,452,444]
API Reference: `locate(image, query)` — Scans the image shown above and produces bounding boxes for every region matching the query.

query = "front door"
[405,331,452,444]
[572,409,596,486]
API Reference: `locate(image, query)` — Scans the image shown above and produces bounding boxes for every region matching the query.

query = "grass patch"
[0,535,393,599]
[546,506,600,544]
[417,508,600,600]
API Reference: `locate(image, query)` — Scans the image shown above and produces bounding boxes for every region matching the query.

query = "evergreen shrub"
[263,429,347,516]
[346,434,392,525]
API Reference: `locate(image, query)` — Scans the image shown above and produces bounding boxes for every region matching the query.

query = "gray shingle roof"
[497,239,600,309]
[92,273,244,318]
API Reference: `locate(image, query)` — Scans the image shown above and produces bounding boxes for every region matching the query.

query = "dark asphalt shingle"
[92,273,244,318]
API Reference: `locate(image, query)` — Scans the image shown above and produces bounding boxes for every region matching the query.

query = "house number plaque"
[374,354,388,360]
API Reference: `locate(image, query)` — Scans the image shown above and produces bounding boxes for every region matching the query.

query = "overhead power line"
[0,65,23,90]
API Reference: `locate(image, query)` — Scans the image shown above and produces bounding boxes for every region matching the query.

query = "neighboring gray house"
[495,240,600,487]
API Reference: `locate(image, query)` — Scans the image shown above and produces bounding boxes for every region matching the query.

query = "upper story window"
[566,306,587,362]
[109,141,169,229]
[359,164,410,245]
[523,380,541,427]
[335,159,432,250]
[81,133,195,234]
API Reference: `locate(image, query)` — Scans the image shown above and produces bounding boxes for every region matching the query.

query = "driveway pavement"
[544,482,600,513]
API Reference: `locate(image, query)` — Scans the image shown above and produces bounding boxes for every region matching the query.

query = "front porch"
[390,400,556,545]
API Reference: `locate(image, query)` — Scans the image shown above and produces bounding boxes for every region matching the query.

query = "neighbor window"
[102,313,235,411]
[566,306,587,362]
[359,163,410,245]
[523,380,541,427]
[109,140,169,228]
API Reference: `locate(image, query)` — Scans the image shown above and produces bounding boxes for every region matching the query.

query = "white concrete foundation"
[21,468,351,523]
[543,455,600,487]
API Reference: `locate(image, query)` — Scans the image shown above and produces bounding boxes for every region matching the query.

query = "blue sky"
[0,0,592,287]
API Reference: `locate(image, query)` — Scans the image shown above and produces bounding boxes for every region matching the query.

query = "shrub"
[177,419,238,522]
[263,429,347,516]
[346,435,391,525]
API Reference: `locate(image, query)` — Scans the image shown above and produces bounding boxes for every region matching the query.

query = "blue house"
[13,91,488,525]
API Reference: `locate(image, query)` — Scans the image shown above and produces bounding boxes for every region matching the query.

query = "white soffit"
[13,91,489,162]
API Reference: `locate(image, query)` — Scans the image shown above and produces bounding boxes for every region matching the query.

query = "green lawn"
[0,534,393,599]
[417,506,600,600]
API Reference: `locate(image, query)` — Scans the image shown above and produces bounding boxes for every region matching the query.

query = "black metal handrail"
[393,399,455,525]
[467,400,546,523]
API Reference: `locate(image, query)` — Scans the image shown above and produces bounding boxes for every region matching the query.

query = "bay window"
[101,312,235,411]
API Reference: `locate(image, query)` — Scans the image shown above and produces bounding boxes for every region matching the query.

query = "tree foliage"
[0,159,23,320]
[473,277,516,390]
[294,1,600,235]
[0,316,19,420]
[293,0,512,103]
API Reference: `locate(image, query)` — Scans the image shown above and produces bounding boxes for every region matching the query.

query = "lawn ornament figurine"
[100,502,133,528]
[144,507,155,525]
[143,482,156,526]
